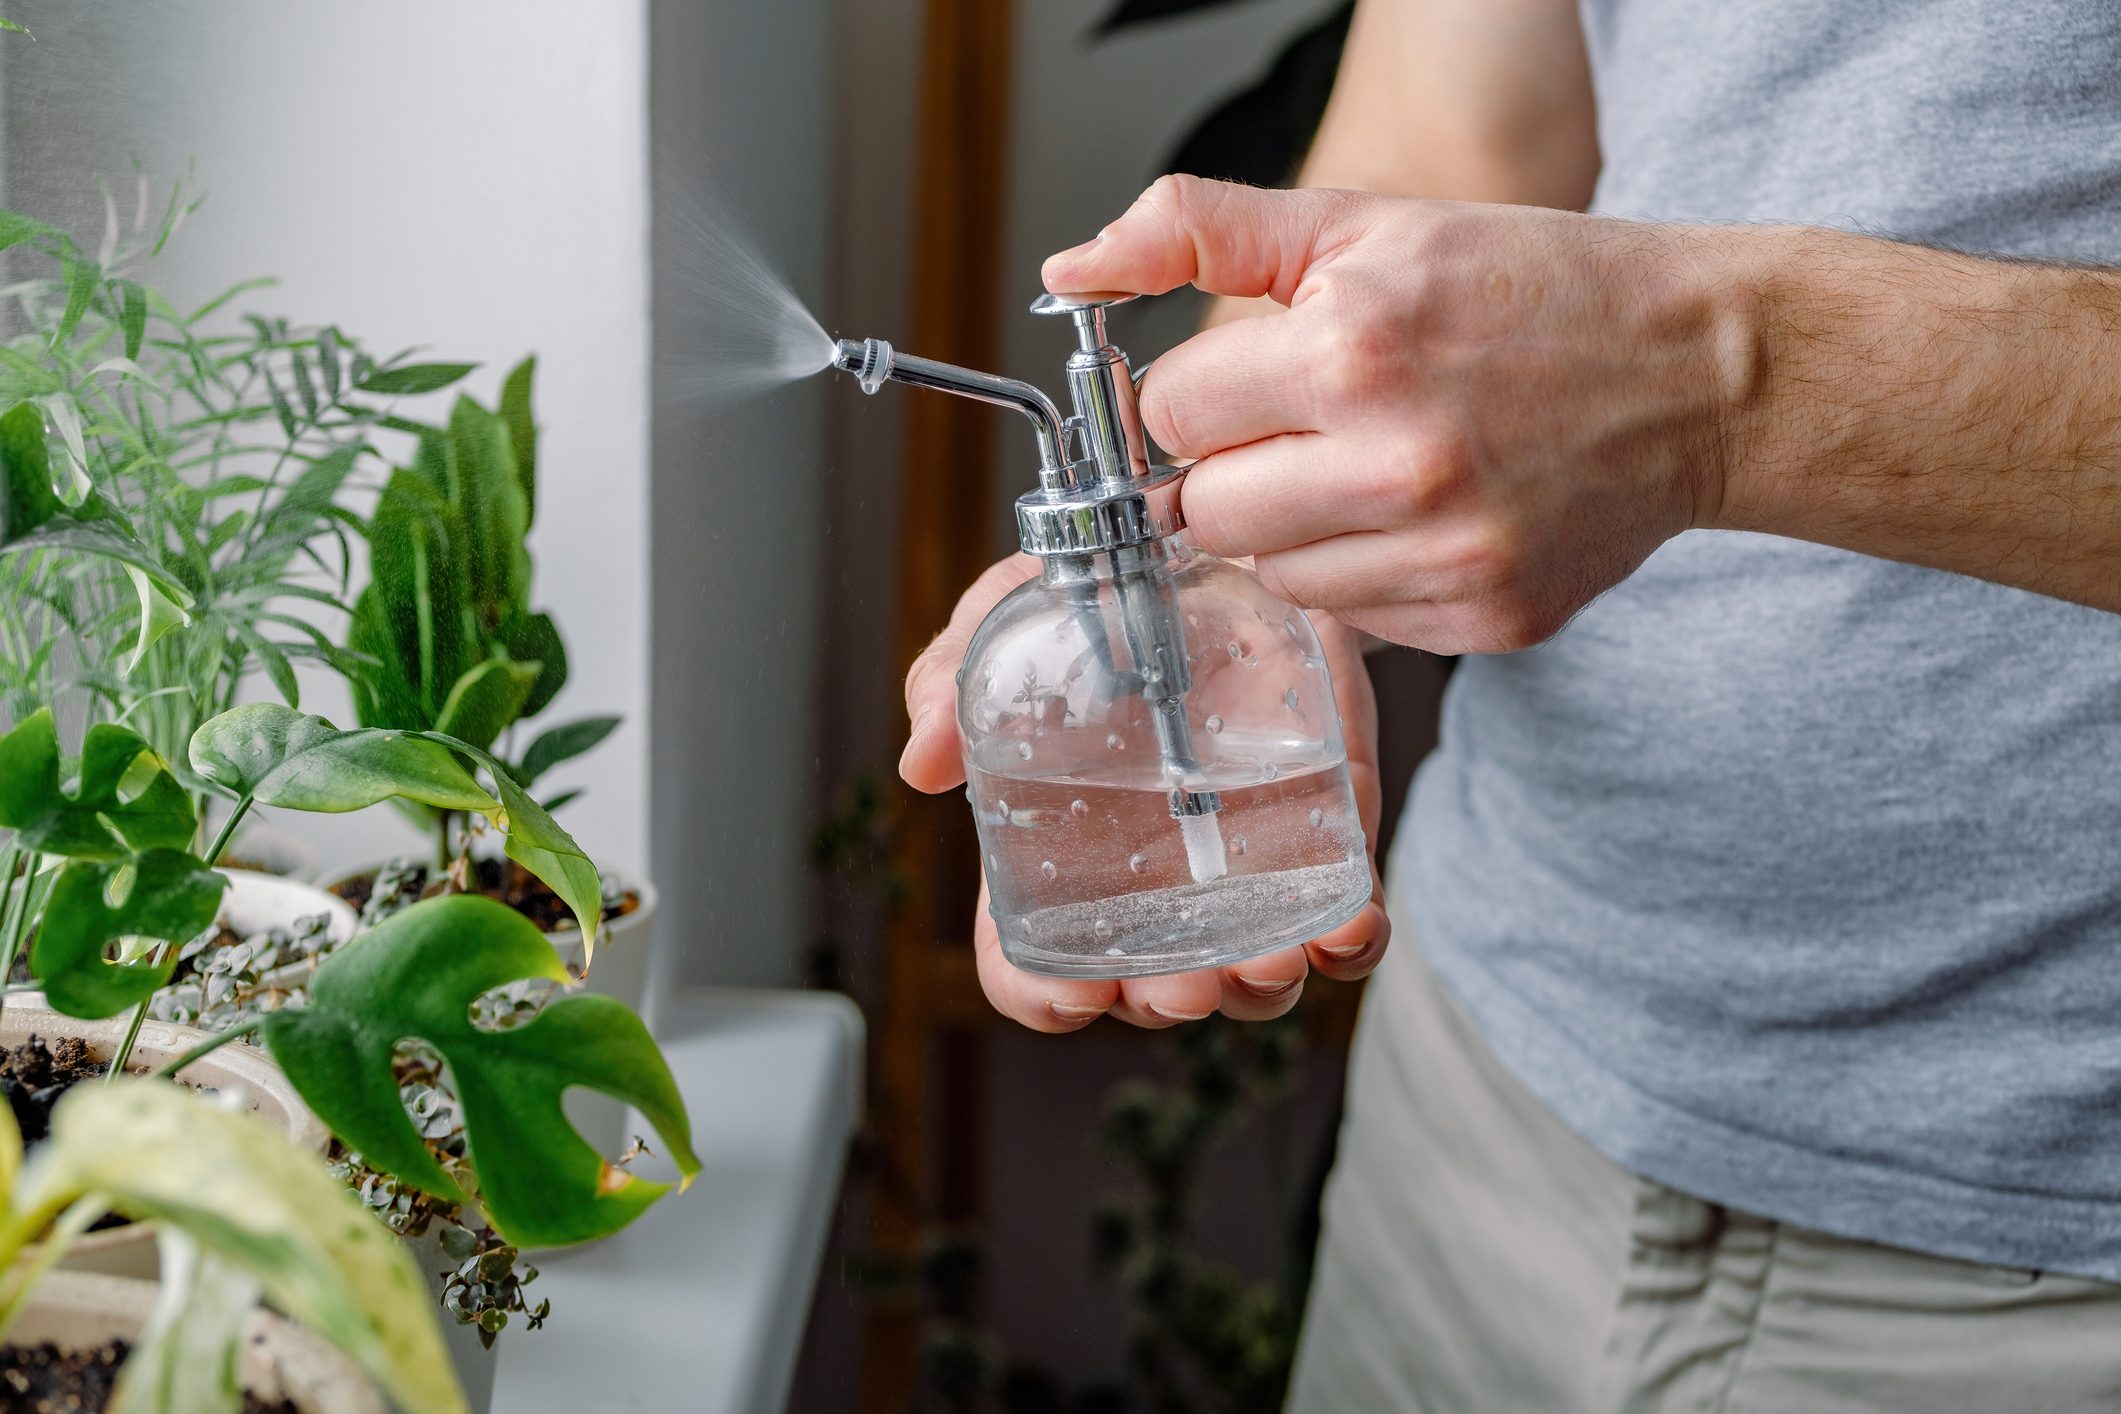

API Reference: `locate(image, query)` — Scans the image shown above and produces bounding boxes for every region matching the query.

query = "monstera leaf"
[29,850,223,1018]
[12,1080,466,1414]
[0,709,195,860]
[261,894,698,1247]
[189,704,496,816]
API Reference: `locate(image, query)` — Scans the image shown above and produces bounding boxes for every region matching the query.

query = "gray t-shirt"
[1406,0,2121,1277]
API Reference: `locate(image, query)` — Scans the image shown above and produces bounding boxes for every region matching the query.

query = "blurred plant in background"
[1093,0,1352,188]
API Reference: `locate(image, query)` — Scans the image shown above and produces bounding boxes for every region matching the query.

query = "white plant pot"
[320,859,660,1162]
[0,1009,328,1280]
[5,1270,386,1413]
[11,870,357,1025]
[221,820,326,881]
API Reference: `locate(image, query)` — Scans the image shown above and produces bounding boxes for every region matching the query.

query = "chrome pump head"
[829,295,1223,840]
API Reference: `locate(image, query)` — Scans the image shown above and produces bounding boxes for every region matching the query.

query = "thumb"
[1041,175,1366,306]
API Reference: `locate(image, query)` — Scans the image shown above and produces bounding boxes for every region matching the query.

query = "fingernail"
[1050,1001,1104,1024]
[1235,975,1301,999]
[1315,938,1371,960]
[1145,1002,1211,1023]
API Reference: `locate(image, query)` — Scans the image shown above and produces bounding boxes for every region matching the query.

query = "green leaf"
[497,356,537,527]
[121,565,192,676]
[54,254,96,349]
[355,362,477,396]
[362,466,472,723]
[0,18,35,37]
[447,396,530,631]
[30,850,220,1017]
[234,624,300,708]
[2,518,194,607]
[30,393,90,506]
[188,704,497,816]
[345,588,424,731]
[515,714,620,787]
[18,1080,467,1414]
[421,733,601,952]
[496,610,568,721]
[432,658,539,755]
[0,401,61,539]
[117,279,146,360]
[261,894,698,1247]
[0,709,195,859]
[110,1229,261,1414]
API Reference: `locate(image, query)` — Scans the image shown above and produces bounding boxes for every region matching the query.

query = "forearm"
[1711,228,2121,612]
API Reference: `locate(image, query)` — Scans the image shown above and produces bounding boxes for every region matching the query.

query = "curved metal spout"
[832,337,1069,480]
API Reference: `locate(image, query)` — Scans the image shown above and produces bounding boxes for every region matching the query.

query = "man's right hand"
[900,555,1392,1033]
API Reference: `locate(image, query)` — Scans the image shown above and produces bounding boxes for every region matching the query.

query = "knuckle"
[1309,317,1397,412]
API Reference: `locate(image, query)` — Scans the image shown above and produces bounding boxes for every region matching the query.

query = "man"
[899,0,2121,1406]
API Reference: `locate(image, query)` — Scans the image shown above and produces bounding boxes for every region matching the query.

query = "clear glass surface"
[959,544,1369,978]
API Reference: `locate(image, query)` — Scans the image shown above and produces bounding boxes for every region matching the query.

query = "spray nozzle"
[825,298,1225,856]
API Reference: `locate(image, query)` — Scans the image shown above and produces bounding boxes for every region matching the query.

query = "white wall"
[647,0,839,989]
[3,0,653,872]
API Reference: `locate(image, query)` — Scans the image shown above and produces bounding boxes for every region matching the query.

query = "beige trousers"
[1286,937,2121,1413]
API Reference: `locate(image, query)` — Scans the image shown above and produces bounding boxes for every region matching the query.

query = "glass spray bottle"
[831,293,1369,979]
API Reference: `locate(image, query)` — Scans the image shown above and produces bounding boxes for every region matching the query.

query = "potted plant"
[321,362,649,1021]
[0,1070,464,1411]
[0,186,698,1404]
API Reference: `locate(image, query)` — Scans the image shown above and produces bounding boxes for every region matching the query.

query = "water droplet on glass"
[1070,799,1088,818]
[1015,741,1033,761]
[1309,809,1325,828]
[1285,688,1301,711]
[1106,732,1125,752]
[1041,860,1057,881]
[1204,715,1224,734]
[1128,852,1148,875]
[1262,764,1280,781]
[1094,917,1113,940]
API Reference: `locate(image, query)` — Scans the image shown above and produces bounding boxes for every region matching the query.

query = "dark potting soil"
[1,1037,145,1234]
[0,1035,104,1148]
[332,856,639,934]
[0,1339,300,1412]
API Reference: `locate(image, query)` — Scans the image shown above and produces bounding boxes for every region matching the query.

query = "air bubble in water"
[1285,688,1301,711]
[1233,836,1248,856]
[1262,764,1280,781]
[1310,809,1324,828]
[1107,732,1125,752]
[1041,860,1057,881]
[1094,917,1113,940]
[1204,715,1224,734]
[997,797,1009,816]
[1128,852,1147,875]
[987,853,1000,871]
[1015,741,1033,761]
[1145,665,1165,685]
[1227,642,1242,659]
